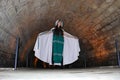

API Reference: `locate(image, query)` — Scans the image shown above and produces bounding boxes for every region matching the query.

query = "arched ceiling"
[0,0,120,66]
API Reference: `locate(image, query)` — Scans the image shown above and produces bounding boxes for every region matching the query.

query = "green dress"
[52,33,64,63]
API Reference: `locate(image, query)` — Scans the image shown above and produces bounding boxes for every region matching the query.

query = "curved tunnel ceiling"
[0,0,120,67]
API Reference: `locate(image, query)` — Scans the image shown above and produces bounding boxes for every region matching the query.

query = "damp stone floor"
[0,67,120,80]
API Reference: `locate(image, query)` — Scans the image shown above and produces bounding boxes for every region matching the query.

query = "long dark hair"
[53,26,63,36]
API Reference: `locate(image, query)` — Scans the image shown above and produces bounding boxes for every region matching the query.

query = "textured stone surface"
[0,0,120,67]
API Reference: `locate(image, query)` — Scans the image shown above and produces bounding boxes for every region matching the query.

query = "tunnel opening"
[17,37,91,69]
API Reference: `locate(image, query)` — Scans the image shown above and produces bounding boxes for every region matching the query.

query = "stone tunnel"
[0,0,120,68]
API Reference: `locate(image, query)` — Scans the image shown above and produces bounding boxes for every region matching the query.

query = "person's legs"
[34,57,38,68]
[42,62,47,68]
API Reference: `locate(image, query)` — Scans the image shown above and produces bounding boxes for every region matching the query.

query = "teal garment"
[52,33,64,63]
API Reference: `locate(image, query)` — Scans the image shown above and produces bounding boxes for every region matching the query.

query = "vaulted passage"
[0,0,120,68]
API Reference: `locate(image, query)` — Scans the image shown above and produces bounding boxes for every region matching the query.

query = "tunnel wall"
[0,0,120,68]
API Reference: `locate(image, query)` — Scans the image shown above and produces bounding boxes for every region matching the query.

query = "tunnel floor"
[0,67,120,80]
